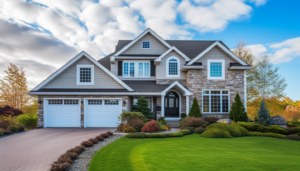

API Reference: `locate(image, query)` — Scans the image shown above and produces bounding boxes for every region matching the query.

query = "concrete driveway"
[0,128,115,171]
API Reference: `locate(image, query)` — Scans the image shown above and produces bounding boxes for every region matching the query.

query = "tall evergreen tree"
[188,98,202,117]
[132,96,152,120]
[229,93,248,122]
[257,99,270,125]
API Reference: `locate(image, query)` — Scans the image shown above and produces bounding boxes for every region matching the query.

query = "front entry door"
[165,91,179,117]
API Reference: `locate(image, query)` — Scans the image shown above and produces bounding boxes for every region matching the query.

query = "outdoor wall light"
[81,101,83,106]
[38,100,43,106]
[123,100,126,106]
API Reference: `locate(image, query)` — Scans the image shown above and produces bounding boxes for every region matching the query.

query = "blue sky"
[0,0,299,100]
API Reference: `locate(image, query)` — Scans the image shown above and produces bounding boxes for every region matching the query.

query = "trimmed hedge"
[119,111,146,122]
[125,130,190,138]
[286,134,300,141]
[179,117,208,128]
[182,127,195,133]
[287,121,300,128]
[8,125,18,133]
[194,127,205,134]
[201,123,250,138]
[250,132,287,139]
[237,122,287,134]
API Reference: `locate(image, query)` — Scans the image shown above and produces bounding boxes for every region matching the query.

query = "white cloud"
[178,0,252,32]
[248,0,268,6]
[247,44,267,57]
[269,37,300,63]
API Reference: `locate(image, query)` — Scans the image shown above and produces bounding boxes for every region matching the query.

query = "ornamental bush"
[250,132,286,139]
[118,123,130,132]
[194,127,205,134]
[132,97,153,120]
[188,98,202,117]
[204,117,219,124]
[157,117,167,125]
[287,121,300,128]
[286,134,300,141]
[0,130,4,136]
[180,113,187,119]
[18,125,25,132]
[237,122,287,135]
[96,135,104,141]
[101,133,109,138]
[132,123,145,132]
[182,127,195,133]
[201,123,250,138]
[128,119,144,127]
[125,133,148,138]
[201,128,233,138]
[123,127,135,133]
[257,99,270,125]
[81,141,93,147]
[141,120,161,132]
[88,138,98,144]
[119,111,146,122]
[17,114,38,129]
[229,93,248,122]
[179,117,208,128]
[8,125,18,133]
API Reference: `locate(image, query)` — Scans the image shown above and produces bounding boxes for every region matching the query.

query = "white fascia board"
[155,46,190,63]
[115,57,158,60]
[32,51,134,92]
[180,66,204,71]
[230,66,253,70]
[114,28,171,57]
[28,92,162,96]
[187,41,247,66]
[161,81,193,96]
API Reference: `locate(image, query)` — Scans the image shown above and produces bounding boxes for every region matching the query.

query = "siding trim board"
[155,46,190,65]
[32,51,134,92]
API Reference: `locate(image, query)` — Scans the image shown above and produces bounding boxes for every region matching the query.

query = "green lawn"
[88,135,300,171]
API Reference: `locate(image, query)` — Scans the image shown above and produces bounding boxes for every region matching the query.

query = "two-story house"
[28,28,252,128]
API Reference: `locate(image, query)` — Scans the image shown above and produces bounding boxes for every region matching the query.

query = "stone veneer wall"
[186,69,245,118]
[37,95,129,128]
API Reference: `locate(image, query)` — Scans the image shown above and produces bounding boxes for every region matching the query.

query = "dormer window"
[166,57,180,77]
[207,60,225,80]
[77,65,94,85]
[142,41,150,49]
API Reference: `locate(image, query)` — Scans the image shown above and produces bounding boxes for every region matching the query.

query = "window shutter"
[118,61,123,76]
[151,61,155,76]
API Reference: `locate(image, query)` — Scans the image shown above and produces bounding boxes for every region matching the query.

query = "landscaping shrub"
[158,123,165,131]
[81,141,93,147]
[96,135,104,141]
[194,127,205,134]
[107,131,113,136]
[179,117,208,128]
[57,155,73,164]
[101,133,109,138]
[286,134,300,141]
[237,122,287,135]
[132,97,153,120]
[180,113,187,119]
[201,123,250,138]
[8,125,18,133]
[141,120,161,132]
[18,125,25,132]
[180,130,191,135]
[123,127,135,133]
[70,146,85,154]
[287,121,300,128]
[65,152,78,160]
[88,138,98,144]
[164,124,170,131]
[183,127,195,133]
[17,114,38,129]
[166,132,184,137]
[250,132,287,139]
[188,98,202,117]
[125,133,148,138]
[229,93,248,122]
[157,117,167,125]
[117,123,130,132]
[0,120,11,129]
[257,100,271,125]
[147,133,167,138]
[204,117,219,124]
[132,123,145,132]
[0,130,4,136]
[128,119,144,127]
[50,162,71,171]
[119,111,146,122]
[201,128,233,138]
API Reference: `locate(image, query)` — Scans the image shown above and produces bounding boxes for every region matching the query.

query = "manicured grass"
[88,135,300,171]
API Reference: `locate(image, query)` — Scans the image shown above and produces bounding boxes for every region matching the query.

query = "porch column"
[161,95,165,117]
[186,95,190,115]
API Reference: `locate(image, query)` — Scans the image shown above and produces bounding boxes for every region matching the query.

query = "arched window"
[167,57,179,77]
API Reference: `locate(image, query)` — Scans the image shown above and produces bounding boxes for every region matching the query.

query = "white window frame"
[142,41,150,49]
[166,57,180,77]
[202,89,230,114]
[207,60,225,80]
[77,65,94,85]
[123,60,150,78]
[133,96,153,112]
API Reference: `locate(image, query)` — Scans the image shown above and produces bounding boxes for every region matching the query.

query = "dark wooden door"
[165,91,179,117]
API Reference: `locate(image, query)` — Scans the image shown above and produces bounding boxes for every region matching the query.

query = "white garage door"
[85,99,122,127]
[45,99,81,127]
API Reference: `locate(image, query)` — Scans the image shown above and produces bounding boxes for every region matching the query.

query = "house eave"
[180,66,204,72]
[230,66,253,70]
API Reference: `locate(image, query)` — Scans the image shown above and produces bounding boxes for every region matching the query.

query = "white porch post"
[161,95,165,117]
[186,95,190,115]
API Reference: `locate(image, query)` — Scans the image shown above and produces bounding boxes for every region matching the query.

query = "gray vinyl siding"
[121,33,168,55]
[156,51,186,80]
[111,59,156,80]
[44,57,125,89]
[196,47,237,69]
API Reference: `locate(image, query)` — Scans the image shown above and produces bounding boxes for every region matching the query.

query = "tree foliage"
[0,105,23,121]
[132,96,152,120]
[188,98,202,117]
[257,99,270,125]
[229,93,248,122]
[0,64,35,109]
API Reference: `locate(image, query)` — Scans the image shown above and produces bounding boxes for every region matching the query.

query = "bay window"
[202,90,229,113]
[123,61,150,78]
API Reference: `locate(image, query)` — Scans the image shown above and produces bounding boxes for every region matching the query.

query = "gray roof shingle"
[123,81,169,92]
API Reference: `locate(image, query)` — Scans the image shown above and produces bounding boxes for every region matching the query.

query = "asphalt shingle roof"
[123,81,169,92]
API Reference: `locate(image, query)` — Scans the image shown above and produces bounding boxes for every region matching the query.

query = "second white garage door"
[84,99,122,127]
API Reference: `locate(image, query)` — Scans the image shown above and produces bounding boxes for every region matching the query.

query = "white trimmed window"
[133,97,153,111]
[207,60,225,80]
[142,41,150,49]
[123,61,150,78]
[202,90,229,113]
[166,57,180,77]
[77,65,94,85]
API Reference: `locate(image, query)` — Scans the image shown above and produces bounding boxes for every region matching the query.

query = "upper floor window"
[77,65,94,85]
[142,41,150,49]
[123,61,150,78]
[207,60,225,80]
[167,57,180,77]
